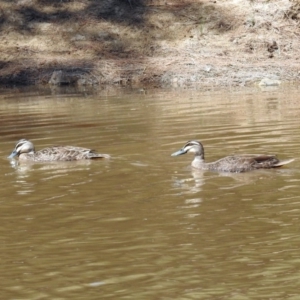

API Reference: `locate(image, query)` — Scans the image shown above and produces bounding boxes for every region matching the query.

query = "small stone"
[258,78,281,86]
[204,65,212,72]
[71,34,86,41]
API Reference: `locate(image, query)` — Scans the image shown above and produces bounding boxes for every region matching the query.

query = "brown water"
[1,86,300,299]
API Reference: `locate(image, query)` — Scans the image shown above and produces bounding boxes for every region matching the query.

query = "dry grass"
[0,0,299,87]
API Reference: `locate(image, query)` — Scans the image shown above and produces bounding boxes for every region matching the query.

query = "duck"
[171,140,294,173]
[8,139,110,162]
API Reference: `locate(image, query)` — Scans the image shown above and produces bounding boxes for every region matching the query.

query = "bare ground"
[0,0,300,88]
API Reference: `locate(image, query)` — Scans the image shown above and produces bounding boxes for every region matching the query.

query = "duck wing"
[208,155,293,173]
[37,146,110,161]
[246,154,294,168]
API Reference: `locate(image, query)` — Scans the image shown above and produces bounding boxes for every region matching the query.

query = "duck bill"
[171,149,187,156]
[8,150,18,159]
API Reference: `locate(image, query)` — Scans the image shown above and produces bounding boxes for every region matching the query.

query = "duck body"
[8,139,110,162]
[172,141,294,173]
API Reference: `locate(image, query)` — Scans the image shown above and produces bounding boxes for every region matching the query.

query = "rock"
[49,70,76,85]
[258,78,281,86]
[49,70,69,85]
[71,34,86,41]
[204,65,212,72]
[49,70,100,86]
[77,75,99,86]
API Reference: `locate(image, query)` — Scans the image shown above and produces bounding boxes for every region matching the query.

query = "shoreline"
[0,0,299,88]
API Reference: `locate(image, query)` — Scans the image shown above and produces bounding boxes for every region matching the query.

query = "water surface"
[1,86,300,299]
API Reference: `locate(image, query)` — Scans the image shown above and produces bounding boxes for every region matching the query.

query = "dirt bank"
[0,0,299,88]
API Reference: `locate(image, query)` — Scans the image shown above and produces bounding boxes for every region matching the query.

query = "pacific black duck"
[171,140,294,173]
[8,139,110,162]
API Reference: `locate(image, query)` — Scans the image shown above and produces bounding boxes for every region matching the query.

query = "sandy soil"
[0,0,299,88]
